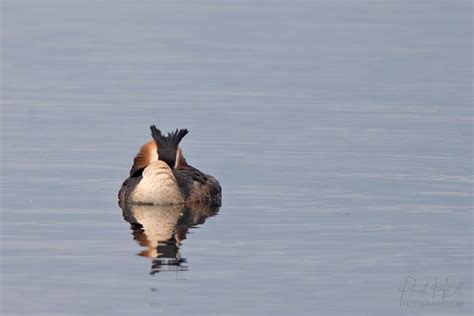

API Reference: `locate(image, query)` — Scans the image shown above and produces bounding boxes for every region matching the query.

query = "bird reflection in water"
[120,201,219,275]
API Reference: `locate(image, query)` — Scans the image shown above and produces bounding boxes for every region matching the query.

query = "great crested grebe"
[118,125,222,205]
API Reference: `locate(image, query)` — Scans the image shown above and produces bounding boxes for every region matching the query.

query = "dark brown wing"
[173,165,221,205]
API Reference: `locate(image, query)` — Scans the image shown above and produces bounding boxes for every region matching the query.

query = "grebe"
[118,125,222,205]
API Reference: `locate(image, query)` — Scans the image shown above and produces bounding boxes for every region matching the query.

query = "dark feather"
[150,125,188,168]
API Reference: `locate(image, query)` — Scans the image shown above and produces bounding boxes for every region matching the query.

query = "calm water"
[1,1,472,315]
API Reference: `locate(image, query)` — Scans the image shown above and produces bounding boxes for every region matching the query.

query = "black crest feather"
[150,125,188,168]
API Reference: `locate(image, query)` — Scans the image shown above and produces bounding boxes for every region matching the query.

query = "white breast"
[131,160,184,205]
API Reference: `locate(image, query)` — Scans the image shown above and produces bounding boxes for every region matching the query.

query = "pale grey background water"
[1,1,472,315]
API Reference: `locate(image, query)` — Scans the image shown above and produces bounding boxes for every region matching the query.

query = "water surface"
[1,1,472,315]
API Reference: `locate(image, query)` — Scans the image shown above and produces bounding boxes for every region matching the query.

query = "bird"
[118,125,222,206]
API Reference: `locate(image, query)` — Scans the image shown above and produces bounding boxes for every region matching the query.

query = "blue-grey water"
[1,1,472,315]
